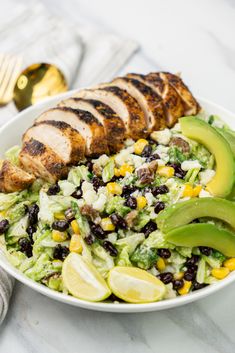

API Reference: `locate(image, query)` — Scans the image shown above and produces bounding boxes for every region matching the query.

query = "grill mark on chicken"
[23,139,46,156]
[58,106,102,126]
[0,160,35,193]
[101,86,148,138]
[113,77,167,131]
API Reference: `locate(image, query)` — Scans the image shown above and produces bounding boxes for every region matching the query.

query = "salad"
[0,115,235,304]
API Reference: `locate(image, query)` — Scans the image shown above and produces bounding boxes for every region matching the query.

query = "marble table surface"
[1,0,235,352]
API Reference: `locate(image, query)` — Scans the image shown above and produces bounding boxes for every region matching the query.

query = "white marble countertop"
[1,0,235,352]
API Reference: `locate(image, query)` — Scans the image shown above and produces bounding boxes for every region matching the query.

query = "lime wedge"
[108,266,166,303]
[62,253,111,302]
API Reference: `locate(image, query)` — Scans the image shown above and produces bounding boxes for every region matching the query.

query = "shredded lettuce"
[58,180,76,196]
[105,196,131,217]
[102,159,114,183]
[72,201,90,237]
[68,165,89,186]
[91,243,114,278]
[5,145,20,166]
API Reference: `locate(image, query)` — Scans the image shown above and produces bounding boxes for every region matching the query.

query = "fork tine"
[1,56,22,102]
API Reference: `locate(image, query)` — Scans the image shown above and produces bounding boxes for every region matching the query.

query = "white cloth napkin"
[0,0,138,324]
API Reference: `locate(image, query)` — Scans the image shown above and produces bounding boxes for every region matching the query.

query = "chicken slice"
[58,98,125,153]
[160,72,201,115]
[110,77,167,132]
[19,138,68,183]
[127,72,185,127]
[0,160,35,192]
[23,120,85,165]
[36,107,108,157]
[74,86,147,140]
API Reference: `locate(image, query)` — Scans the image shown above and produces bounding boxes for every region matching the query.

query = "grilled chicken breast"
[160,72,200,115]
[0,160,35,193]
[58,98,125,153]
[74,86,147,140]
[36,107,108,156]
[19,139,68,183]
[110,77,167,131]
[24,120,85,164]
[127,73,185,127]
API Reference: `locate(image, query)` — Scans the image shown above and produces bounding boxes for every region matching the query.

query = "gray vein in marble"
[166,303,235,353]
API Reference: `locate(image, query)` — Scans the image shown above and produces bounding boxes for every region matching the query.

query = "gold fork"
[0,54,22,106]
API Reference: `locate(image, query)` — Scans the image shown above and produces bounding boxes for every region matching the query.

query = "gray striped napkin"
[0,0,138,324]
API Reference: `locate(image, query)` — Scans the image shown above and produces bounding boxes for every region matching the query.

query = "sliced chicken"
[0,160,35,193]
[109,77,167,132]
[36,107,108,156]
[58,98,125,153]
[19,139,68,183]
[160,72,201,115]
[24,120,85,164]
[74,86,147,140]
[127,72,185,127]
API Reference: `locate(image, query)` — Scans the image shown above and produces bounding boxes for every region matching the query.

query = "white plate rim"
[0,92,234,313]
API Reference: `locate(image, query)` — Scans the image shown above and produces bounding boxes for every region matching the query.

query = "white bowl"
[0,92,234,313]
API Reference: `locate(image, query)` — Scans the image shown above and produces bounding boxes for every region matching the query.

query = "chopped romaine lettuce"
[68,165,89,186]
[91,243,114,278]
[5,145,20,165]
[102,159,114,183]
[196,258,206,284]
[71,201,90,237]
[105,196,131,217]
[58,180,76,196]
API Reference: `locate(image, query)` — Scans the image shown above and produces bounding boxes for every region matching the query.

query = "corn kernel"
[119,163,134,177]
[178,280,192,295]
[174,272,184,280]
[192,185,202,197]
[0,210,6,217]
[107,182,122,195]
[211,267,229,280]
[136,196,147,209]
[71,219,80,234]
[156,258,166,272]
[52,230,68,242]
[157,166,174,178]
[114,168,121,177]
[54,212,65,220]
[223,258,235,271]
[101,217,115,231]
[183,184,194,197]
[134,139,148,155]
[69,234,83,253]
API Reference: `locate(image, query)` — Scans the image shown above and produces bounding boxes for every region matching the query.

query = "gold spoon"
[13,63,68,111]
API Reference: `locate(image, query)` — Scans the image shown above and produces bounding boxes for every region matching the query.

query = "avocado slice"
[215,128,235,155]
[180,117,235,197]
[166,223,235,257]
[157,198,235,233]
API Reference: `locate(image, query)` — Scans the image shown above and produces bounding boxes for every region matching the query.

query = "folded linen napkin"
[0,0,138,324]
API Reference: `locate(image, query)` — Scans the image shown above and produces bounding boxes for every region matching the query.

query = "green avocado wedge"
[215,128,235,156]
[166,223,235,257]
[157,198,235,233]
[180,117,235,197]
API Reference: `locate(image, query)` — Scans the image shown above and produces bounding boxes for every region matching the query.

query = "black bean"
[124,196,137,209]
[121,185,136,198]
[152,185,169,196]
[199,246,213,256]
[110,213,127,229]
[52,220,69,232]
[158,272,173,284]
[90,224,106,240]
[168,163,186,179]
[157,248,171,259]
[28,204,39,225]
[184,271,196,281]
[64,208,75,222]
[53,244,69,260]
[192,281,208,291]
[86,160,93,173]
[154,201,165,214]
[103,240,118,257]
[18,237,33,257]
[26,225,36,243]
[71,186,83,199]
[47,183,60,195]
[0,219,9,234]
[185,255,199,267]
[141,144,152,157]
[92,176,104,192]
[186,264,198,273]
[141,221,158,238]
[146,153,160,162]
[84,233,96,245]
[173,279,184,290]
